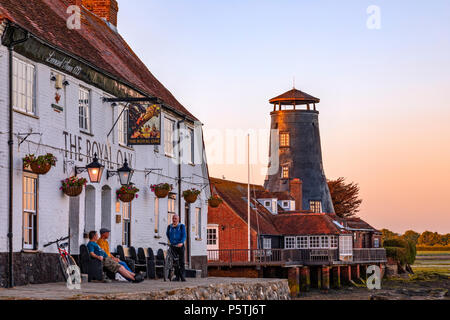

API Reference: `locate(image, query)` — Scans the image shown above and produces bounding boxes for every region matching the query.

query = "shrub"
[383,237,416,265]
[385,247,407,265]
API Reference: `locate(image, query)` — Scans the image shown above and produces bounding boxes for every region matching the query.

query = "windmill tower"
[264,88,335,213]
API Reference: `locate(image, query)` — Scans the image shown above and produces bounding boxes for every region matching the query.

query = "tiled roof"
[254,190,293,201]
[0,0,197,120]
[272,213,350,236]
[210,177,352,237]
[269,88,320,105]
[327,214,381,233]
[345,217,380,233]
[210,177,280,235]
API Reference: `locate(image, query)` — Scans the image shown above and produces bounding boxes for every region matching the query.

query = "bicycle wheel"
[58,255,70,282]
[164,254,173,282]
[59,255,78,282]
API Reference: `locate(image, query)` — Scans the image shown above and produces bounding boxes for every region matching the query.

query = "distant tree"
[418,231,441,246]
[438,234,449,246]
[381,229,399,242]
[402,230,420,244]
[327,177,363,218]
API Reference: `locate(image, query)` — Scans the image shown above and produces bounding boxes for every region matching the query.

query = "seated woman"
[87,231,143,283]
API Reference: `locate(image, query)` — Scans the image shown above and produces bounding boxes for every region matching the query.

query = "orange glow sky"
[120,1,450,234]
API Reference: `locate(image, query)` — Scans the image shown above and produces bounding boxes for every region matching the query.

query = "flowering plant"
[23,153,57,168]
[183,188,201,197]
[60,176,87,190]
[208,195,223,203]
[117,184,140,198]
[150,183,173,192]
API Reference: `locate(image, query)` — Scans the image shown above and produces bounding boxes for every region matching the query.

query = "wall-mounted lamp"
[75,153,104,183]
[107,158,134,186]
[50,75,57,81]
[63,80,70,86]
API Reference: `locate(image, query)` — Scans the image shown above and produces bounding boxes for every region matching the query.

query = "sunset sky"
[118,0,450,234]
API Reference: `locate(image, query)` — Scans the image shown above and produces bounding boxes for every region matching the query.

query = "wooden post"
[321,266,330,290]
[300,266,310,291]
[332,266,341,288]
[287,267,300,297]
[351,264,360,279]
[342,265,352,284]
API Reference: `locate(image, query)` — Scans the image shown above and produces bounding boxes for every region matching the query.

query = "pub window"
[374,238,380,248]
[23,174,38,250]
[168,193,176,224]
[118,104,128,145]
[207,228,217,245]
[189,128,195,164]
[310,200,322,213]
[339,236,353,255]
[122,202,131,247]
[309,236,320,248]
[280,132,290,147]
[263,238,272,249]
[331,236,338,248]
[13,57,35,115]
[320,236,329,248]
[164,117,175,157]
[195,208,202,239]
[285,236,295,249]
[79,87,91,132]
[297,236,308,249]
[281,166,289,179]
[154,198,160,234]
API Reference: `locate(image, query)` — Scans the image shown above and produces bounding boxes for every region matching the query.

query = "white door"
[207,225,219,261]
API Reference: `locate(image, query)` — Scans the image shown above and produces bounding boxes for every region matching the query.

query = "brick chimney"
[289,178,303,211]
[82,0,119,27]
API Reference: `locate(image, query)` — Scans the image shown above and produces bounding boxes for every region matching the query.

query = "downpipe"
[5,24,29,288]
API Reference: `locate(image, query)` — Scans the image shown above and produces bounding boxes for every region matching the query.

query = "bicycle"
[44,236,79,283]
[158,242,180,282]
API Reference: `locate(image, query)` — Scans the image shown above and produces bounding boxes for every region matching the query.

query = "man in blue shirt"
[87,231,143,283]
[166,214,186,281]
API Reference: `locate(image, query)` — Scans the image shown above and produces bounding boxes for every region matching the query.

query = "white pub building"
[0,0,210,287]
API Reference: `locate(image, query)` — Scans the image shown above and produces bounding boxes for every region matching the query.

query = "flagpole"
[248,133,251,262]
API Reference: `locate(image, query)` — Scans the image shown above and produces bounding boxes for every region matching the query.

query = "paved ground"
[0,277,277,300]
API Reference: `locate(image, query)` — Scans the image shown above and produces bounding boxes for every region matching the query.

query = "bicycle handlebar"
[158,242,178,248]
[43,236,70,248]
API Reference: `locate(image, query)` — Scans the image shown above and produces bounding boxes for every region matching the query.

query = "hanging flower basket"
[208,195,223,208]
[63,185,83,197]
[183,188,201,204]
[150,183,173,198]
[61,176,87,197]
[24,153,57,175]
[117,185,139,203]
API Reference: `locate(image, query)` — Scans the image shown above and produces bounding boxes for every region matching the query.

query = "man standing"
[97,228,133,273]
[166,215,186,281]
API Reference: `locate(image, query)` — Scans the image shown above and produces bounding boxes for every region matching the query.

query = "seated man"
[97,228,133,273]
[87,231,143,283]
